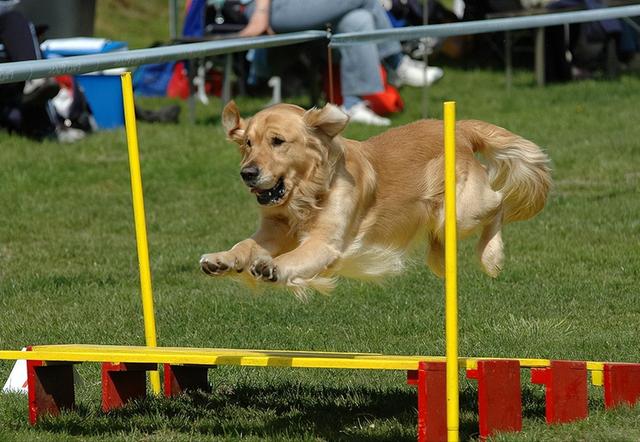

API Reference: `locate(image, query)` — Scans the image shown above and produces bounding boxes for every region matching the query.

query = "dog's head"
[222,101,349,208]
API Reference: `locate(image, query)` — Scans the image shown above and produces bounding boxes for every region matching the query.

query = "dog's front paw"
[200,252,243,276]
[250,257,279,282]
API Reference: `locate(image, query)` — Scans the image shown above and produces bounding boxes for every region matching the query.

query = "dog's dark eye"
[272,137,285,147]
[246,139,252,147]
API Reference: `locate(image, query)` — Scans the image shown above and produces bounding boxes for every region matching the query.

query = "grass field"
[0,66,639,441]
[95,0,181,49]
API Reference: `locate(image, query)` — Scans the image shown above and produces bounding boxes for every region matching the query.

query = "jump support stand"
[101,362,157,412]
[467,360,522,439]
[407,362,447,442]
[20,352,640,439]
[603,363,640,408]
[407,359,523,441]
[531,360,589,424]
[163,364,213,397]
[26,359,76,425]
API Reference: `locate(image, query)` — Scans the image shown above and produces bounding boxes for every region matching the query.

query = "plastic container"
[42,38,128,129]
[74,73,124,129]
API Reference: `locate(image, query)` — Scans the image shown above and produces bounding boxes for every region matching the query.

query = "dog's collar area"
[254,177,286,206]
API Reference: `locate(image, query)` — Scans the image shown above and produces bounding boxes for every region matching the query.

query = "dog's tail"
[460,120,551,223]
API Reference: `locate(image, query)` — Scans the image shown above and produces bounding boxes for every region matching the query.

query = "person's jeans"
[246,0,402,96]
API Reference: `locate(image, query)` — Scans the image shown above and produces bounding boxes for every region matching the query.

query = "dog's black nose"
[240,166,260,184]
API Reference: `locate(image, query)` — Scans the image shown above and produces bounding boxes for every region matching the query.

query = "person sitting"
[239,0,444,126]
[0,7,85,142]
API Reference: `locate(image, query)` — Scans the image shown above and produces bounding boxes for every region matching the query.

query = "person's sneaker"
[395,55,444,87]
[341,102,390,127]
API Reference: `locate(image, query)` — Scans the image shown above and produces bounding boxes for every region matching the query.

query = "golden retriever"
[200,101,551,296]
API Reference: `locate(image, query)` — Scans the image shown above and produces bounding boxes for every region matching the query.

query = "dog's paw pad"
[200,255,233,276]
[217,262,229,271]
[250,259,278,282]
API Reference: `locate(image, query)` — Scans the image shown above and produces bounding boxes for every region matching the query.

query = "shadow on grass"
[34,383,554,441]
[34,383,472,441]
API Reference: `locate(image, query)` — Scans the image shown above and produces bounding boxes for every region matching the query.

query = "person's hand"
[239,9,274,37]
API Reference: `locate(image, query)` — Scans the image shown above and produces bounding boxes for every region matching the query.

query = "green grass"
[1,68,639,441]
[95,0,185,49]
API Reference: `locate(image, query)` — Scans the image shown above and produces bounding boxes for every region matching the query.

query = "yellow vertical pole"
[443,101,459,442]
[121,72,161,395]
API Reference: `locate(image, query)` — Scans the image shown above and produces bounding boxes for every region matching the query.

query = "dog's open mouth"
[251,177,286,206]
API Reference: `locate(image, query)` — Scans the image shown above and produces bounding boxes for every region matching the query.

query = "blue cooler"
[74,71,125,129]
[42,38,128,129]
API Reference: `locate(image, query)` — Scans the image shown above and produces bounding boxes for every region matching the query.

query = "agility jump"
[1,74,640,442]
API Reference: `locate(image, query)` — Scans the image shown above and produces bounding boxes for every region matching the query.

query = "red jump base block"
[531,360,588,424]
[163,364,213,397]
[407,361,447,442]
[27,359,76,425]
[604,363,640,409]
[467,359,522,439]
[101,362,157,412]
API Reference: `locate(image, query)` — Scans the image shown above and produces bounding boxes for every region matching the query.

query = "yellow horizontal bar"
[465,357,551,370]
[0,349,426,370]
[0,345,614,373]
[30,344,384,357]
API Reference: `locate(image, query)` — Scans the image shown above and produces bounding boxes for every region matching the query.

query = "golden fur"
[200,101,551,296]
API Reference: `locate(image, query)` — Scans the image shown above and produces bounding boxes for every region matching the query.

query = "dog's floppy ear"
[222,100,246,144]
[303,103,349,138]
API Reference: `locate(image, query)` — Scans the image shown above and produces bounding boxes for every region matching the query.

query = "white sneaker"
[396,55,444,87]
[56,127,86,143]
[341,102,390,127]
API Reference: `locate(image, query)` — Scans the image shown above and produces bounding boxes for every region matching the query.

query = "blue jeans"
[246,0,401,96]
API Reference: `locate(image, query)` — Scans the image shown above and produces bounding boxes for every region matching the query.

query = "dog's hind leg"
[426,237,445,278]
[454,162,505,277]
[476,205,504,278]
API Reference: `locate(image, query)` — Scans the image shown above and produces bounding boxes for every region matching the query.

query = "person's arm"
[239,0,274,37]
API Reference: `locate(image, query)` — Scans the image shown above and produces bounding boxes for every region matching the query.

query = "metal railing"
[330,4,640,46]
[0,31,326,84]
[0,5,639,86]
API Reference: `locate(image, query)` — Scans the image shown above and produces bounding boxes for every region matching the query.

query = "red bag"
[325,64,404,116]
[167,62,190,99]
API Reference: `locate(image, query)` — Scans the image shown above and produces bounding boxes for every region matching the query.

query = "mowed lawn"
[0,68,639,441]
